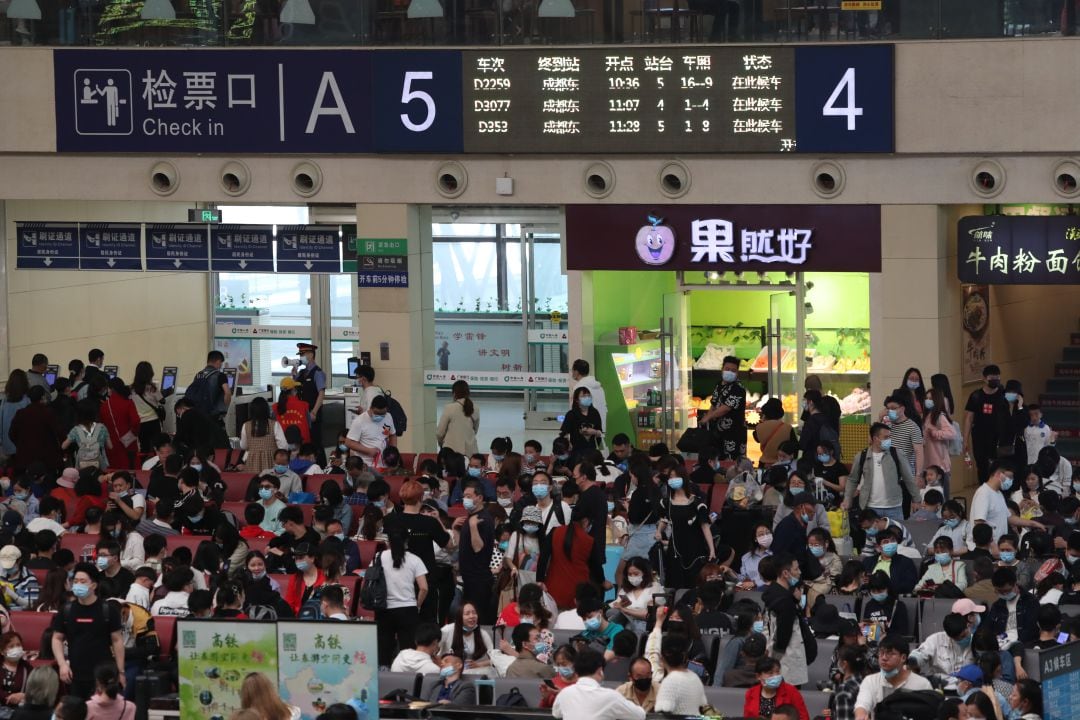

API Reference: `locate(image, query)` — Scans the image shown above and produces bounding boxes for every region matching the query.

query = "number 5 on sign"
[822,67,863,131]
[400,71,436,132]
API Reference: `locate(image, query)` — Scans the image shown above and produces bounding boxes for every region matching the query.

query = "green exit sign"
[187,209,221,223]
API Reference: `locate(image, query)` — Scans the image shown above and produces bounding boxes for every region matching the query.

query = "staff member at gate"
[292,343,327,464]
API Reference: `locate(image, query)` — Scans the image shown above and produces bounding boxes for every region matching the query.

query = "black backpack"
[495,687,529,708]
[359,552,388,611]
[384,391,407,436]
[873,690,944,720]
[185,368,221,416]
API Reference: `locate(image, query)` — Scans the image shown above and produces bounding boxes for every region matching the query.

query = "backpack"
[75,424,102,468]
[495,687,529,708]
[299,591,323,620]
[185,368,221,416]
[383,390,407,437]
[873,690,944,720]
[358,552,388,611]
[856,447,912,518]
[247,604,279,621]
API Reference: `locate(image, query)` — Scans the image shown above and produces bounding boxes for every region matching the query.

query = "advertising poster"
[434,319,526,373]
[214,338,254,386]
[277,621,379,720]
[177,620,278,720]
[962,284,991,384]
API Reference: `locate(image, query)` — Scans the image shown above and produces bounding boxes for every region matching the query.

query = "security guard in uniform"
[292,342,327,465]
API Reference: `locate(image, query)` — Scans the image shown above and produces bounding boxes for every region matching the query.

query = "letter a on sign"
[306,72,356,134]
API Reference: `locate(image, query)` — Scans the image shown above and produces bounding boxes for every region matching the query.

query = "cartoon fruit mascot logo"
[635,214,676,265]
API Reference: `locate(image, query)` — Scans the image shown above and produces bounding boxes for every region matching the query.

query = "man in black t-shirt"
[52,562,124,699]
[95,539,134,600]
[963,364,1010,484]
[571,462,609,588]
[453,480,495,624]
[699,356,747,462]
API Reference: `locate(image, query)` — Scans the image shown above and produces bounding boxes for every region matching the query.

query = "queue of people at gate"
[0,350,1071,720]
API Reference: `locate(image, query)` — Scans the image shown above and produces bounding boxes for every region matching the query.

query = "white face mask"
[5,647,22,662]
[627,574,643,587]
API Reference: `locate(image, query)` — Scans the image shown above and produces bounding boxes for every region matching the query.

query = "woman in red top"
[274,378,311,444]
[49,468,81,521]
[284,542,325,615]
[537,518,594,610]
[743,657,810,720]
[101,378,142,469]
[68,469,107,528]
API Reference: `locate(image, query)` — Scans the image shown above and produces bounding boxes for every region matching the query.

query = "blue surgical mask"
[1000,591,1018,602]
[334,533,345,541]
[722,370,737,383]
[556,665,574,679]
[752,620,765,634]
[799,594,807,609]
[373,500,386,510]
[882,667,900,679]
[799,513,811,523]
[607,502,615,513]
[763,675,783,689]
[71,583,90,599]
[190,464,203,472]
[809,546,825,558]
[906,381,920,391]
[13,492,27,501]
[110,528,121,538]
[95,556,109,570]
[190,513,204,523]
[258,488,274,500]
[467,468,482,478]
[999,551,1016,564]
[816,454,830,464]
[880,438,892,451]
[523,523,540,535]
[497,540,510,552]
[338,444,348,452]
[533,485,550,500]
[788,575,800,588]
[372,414,386,424]
[1001,476,1014,492]
[579,396,593,408]
[887,409,899,422]
[957,635,972,648]
[945,518,960,529]
[882,542,898,558]
[924,399,935,410]
[533,641,550,655]
[866,526,879,537]
[463,497,476,511]
[295,560,310,572]
[525,453,536,463]
[667,478,683,491]
[492,454,504,463]
[439,665,456,679]
[274,464,289,475]
[584,616,602,631]
[1005,392,1018,403]
[556,454,569,462]
[519,616,535,626]
[871,592,889,603]
[935,553,952,565]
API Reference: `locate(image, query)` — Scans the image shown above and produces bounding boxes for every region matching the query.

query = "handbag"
[676,426,710,454]
[827,508,850,539]
[105,400,138,448]
[138,392,166,423]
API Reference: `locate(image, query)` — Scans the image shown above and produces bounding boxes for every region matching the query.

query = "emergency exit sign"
[841,1,882,8]
[187,209,221,223]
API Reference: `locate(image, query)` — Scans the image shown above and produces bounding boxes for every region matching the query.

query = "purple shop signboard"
[565,205,882,272]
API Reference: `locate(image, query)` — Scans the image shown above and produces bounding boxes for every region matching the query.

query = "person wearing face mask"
[842,423,918,523]
[971,461,1046,546]
[655,469,716,590]
[964,364,1012,484]
[501,505,544,595]
[383,480,450,618]
[742,657,809,720]
[930,500,973,556]
[771,492,825,584]
[0,631,32,707]
[531,472,572,537]
[694,356,746,462]
[1036,446,1073,499]
[908,612,974,682]
[436,379,480,457]
[258,449,302,500]
[343,395,397,471]
[616,656,657,711]
[452,480,497,624]
[853,635,932,720]
[608,557,662,634]
[426,654,476,705]
[861,571,910,639]
[988,566,1038,646]
[506,623,557,679]
[829,643,867,720]
[538,644,579,707]
[880,393,924,477]
[0,545,37,610]
[772,472,831,531]
[1007,678,1043,720]
[914,537,968,594]
[738,524,774,590]
[759,554,810,688]
[149,567,194,617]
[859,529,917,596]
[51,563,125,699]
[576,596,624,661]
[561,388,604,467]
[93,540,134,600]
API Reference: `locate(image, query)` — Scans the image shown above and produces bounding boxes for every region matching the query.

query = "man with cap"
[908,612,974,682]
[52,562,124,698]
[951,664,984,700]
[49,467,80,520]
[292,343,327,465]
[0,545,39,609]
[951,598,987,635]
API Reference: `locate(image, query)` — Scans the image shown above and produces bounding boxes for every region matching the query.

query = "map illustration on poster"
[177,621,278,720]
[277,621,379,720]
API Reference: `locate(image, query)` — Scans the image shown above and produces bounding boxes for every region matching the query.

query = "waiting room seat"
[897,596,920,639]
[490,678,542,707]
[703,686,747,716]
[378,671,421,698]
[245,537,271,554]
[356,540,379,568]
[153,615,178,660]
[906,520,940,554]
[918,598,955,641]
[551,628,582,649]
[807,637,837,687]
[802,690,831,717]
[733,589,764,606]
[10,611,56,654]
[819,594,860,618]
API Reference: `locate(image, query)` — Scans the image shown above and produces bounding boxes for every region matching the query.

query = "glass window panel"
[432,223,497,238]
[506,242,567,314]
[217,273,311,321]
[433,241,499,313]
[330,273,354,319]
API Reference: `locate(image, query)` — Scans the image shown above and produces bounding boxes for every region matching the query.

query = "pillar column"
[353,204,436,454]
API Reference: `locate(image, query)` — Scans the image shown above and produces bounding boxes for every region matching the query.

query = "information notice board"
[1041,642,1080,720]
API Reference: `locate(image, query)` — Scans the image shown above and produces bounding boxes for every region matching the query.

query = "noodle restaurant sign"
[958,215,1080,284]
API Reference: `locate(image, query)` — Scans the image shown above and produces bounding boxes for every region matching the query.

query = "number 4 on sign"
[822,67,863,131]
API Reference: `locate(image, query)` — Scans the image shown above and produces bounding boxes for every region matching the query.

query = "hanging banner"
[210,225,274,272]
[961,284,991,384]
[15,223,80,269]
[177,621,278,720]
[958,215,1080,284]
[146,224,210,271]
[277,226,342,273]
[528,328,569,344]
[276,621,379,720]
[424,369,567,389]
[79,223,142,270]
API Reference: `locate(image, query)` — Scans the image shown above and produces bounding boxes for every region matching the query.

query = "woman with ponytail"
[86,663,133,720]
[436,380,480,456]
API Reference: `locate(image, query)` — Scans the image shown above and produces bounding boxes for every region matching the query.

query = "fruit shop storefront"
[566,203,883,462]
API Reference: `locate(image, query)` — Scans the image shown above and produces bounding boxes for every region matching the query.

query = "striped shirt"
[887,418,923,472]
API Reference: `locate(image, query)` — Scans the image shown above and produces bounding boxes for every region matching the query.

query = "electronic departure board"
[463,48,798,153]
